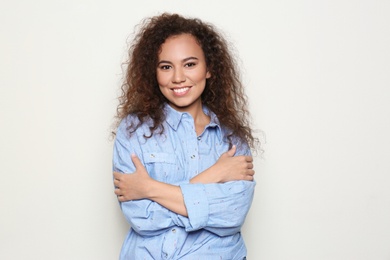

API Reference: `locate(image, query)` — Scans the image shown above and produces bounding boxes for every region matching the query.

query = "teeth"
[173,87,189,94]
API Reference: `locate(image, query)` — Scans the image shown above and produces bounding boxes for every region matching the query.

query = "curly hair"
[116,13,258,150]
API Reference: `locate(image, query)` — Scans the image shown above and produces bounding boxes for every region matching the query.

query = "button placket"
[182,114,200,178]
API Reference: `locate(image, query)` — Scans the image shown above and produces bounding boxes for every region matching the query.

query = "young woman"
[113,13,258,259]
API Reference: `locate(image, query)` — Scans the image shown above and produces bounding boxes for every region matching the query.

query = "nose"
[172,68,185,83]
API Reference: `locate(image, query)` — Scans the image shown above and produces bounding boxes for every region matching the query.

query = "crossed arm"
[113,145,255,217]
[113,118,256,236]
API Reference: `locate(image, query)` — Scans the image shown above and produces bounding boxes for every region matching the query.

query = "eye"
[159,65,171,70]
[184,62,196,68]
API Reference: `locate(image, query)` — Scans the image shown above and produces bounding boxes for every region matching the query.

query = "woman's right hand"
[190,145,255,184]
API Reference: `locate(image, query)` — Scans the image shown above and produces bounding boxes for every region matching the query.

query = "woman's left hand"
[114,154,153,202]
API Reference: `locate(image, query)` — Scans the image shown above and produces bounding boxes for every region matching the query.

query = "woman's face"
[156,34,211,114]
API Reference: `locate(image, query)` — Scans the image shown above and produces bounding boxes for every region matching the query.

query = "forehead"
[158,34,205,60]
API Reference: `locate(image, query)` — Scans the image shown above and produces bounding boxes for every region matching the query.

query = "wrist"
[144,178,159,199]
[190,167,221,184]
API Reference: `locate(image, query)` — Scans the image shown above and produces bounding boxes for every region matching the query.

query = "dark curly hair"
[116,13,258,150]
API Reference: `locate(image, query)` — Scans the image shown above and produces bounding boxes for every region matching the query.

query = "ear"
[206,70,211,79]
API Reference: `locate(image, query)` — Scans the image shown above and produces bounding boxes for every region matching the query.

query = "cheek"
[192,71,209,83]
[156,72,169,86]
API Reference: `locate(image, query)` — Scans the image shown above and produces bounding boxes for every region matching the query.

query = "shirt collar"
[164,104,183,131]
[164,103,222,140]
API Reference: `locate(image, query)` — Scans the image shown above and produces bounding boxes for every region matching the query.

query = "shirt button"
[191,155,196,159]
[197,136,201,140]
[172,228,176,233]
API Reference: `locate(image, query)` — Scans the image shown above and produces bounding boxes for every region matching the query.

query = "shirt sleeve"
[113,118,183,236]
[178,180,255,237]
[177,140,256,237]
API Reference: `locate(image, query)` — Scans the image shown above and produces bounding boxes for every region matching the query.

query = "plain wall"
[1,0,389,259]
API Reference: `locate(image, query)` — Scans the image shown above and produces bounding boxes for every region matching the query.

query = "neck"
[186,102,210,136]
[188,102,205,122]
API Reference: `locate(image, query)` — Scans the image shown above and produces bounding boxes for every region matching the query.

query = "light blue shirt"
[113,104,255,260]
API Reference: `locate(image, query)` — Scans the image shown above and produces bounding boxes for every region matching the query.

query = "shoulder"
[218,125,251,156]
[117,114,153,139]
[234,140,252,156]
[118,114,139,128]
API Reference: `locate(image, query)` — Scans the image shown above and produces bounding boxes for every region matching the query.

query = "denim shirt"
[113,104,255,260]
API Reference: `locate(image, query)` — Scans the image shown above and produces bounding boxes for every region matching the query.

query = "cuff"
[179,183,209,231]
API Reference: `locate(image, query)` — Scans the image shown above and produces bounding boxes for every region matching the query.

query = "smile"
[172,87,190,94]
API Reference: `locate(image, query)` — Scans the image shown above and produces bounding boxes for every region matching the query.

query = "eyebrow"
[157,56,199,65]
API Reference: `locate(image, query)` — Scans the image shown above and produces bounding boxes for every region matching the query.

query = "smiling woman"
[112,13,258,260]
[156,34,211,132]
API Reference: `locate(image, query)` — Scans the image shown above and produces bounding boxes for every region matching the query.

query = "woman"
[113,13,258,259]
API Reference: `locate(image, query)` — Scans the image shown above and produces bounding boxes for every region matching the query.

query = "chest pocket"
[143,152,177,183]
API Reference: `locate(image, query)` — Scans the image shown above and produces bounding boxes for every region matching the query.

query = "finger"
[244,156,253,162]
[247,163,254,169]
[117,195,125,202]
[131,154,144,169]
[114,188,121,196]
[113,179,120,186]
[246,175,254,181]
[244,170,255,181]
[113,172,122,180]
[242,169,254,177]
[226,145,237,157]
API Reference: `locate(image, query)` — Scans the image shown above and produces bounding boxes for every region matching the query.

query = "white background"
[1,0,389,259]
